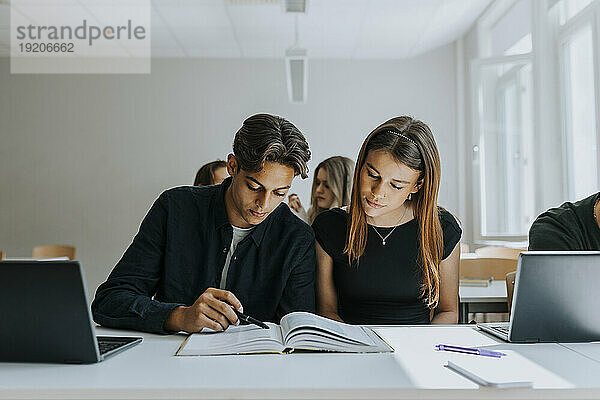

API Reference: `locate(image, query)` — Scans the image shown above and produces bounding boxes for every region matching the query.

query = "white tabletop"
[3,257,71,261]
[459,280,507,303]
[460,252,479,259]
[560,343,600,363]
[1,325,600,399]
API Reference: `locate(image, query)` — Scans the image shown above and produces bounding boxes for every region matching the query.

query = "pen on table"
[435,344,506,358]
[234,309,269,329]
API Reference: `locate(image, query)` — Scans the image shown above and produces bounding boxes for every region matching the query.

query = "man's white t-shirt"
[220,225,255,289]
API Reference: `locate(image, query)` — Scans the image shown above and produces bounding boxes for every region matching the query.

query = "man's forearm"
[92,290,184,334]
[164,306,186,332]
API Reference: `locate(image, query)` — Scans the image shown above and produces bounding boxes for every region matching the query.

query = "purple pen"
[435,344,506,358]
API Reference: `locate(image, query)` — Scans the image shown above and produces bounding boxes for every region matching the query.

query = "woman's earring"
[407,193,412,201]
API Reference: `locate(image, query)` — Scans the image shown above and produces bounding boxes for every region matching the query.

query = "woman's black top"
[312,208,461,325]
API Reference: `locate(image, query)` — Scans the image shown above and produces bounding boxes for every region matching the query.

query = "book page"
[280,312,374,345]
[176,322,284,356]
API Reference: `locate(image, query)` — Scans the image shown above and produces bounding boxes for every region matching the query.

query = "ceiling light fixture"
[285,14,307,104]
[283,0,307,13]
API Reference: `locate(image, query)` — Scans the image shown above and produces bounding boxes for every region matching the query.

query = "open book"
[176,312,393,356]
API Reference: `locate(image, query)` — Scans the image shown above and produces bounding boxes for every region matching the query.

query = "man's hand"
[288,194,303,212]
[165,288,243,333]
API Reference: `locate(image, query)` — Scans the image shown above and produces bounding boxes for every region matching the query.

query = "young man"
[92,114,315,334]
[529,192,600,251]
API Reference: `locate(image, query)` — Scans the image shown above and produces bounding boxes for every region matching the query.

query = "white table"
[460,252,479,259]
[1,325,600,399]
[459,280,508,323]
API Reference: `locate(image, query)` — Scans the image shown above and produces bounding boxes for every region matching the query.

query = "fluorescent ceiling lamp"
[284,0,307,13]
[285,47,307,104]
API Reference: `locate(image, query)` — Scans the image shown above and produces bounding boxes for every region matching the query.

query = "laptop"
[478,251,600,343]
[0,260,142,363]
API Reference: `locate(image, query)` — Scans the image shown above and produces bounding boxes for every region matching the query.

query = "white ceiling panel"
[226,2,293,57]
[299,1,366,53]
[10,4,89,26]
[354,0,438,58]
[0,0,491,59]
[153,3,230,29]
[411,0,491,56]
[170,27,238,51]
[81,4,150,27]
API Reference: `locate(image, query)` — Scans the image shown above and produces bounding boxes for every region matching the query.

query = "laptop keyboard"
[491,325,509,334]
[97,336,139,355]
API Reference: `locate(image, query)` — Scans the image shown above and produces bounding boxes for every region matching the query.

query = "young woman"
[312,117,461,325]
[288,156,354,223]
[193,160,228,186]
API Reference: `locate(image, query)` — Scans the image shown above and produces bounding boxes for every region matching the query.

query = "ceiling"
[0,0,491,59]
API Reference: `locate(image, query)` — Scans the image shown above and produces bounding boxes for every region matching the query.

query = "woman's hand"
[288,194,303,212]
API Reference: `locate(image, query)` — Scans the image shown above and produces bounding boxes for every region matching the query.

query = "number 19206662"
[19,42,74,53]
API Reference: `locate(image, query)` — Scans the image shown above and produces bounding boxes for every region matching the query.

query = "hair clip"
[385,130,418,146]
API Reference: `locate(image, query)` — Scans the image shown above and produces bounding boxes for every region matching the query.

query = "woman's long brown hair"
[307,156,355,223]
[344,116,443,308]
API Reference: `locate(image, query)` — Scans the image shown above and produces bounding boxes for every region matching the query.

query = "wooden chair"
[460,242,470,254]
[505,271,517,315]
[459,257,518,280]
[0,251,5,260]
[474,246,526,260]
[32,245,76,260]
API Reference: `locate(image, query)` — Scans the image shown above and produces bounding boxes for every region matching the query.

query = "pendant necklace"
[371,206,409,246]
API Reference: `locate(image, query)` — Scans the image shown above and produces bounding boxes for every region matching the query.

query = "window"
[472,58,535,237]
[472,0,535,240]
[554,2,599,200]
[557,0,595,24]
[468,0,600,244]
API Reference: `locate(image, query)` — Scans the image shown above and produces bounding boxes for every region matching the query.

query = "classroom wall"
[0,43,458,298]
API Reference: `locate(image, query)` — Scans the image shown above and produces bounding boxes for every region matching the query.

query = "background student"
[92,114,315,334]
[312,116,461,325]
[193,160,229,186]
[288,156,354,223]
[529,192,600,250]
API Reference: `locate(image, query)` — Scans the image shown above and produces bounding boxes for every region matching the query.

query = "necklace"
[371,206,409,246]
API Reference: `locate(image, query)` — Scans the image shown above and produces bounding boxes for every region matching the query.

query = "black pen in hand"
[233,309,269,329]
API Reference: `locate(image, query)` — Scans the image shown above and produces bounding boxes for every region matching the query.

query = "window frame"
[470,53,533,243]
[555,2,600,200]
[468,0,600,246]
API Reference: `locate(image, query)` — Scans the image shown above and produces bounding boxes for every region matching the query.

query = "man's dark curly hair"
[233,114,311,178]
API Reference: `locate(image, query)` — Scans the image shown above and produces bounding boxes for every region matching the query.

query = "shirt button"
[233,256,237,261]
[222,247,227,253]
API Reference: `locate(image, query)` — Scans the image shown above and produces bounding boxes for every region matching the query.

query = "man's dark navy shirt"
[91,178,316,334]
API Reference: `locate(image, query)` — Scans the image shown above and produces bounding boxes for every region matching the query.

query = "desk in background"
[458,252,510,323]
[1,325,600,399]
[459,280,508,323]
